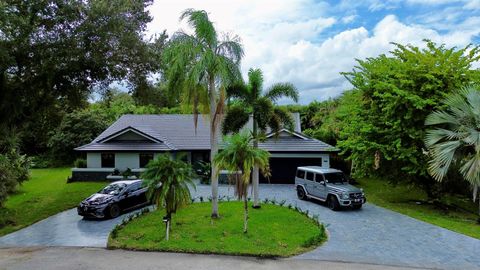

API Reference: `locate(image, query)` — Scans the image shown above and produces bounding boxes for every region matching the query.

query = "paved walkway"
[0,247,427,270]
[1,184,479,270]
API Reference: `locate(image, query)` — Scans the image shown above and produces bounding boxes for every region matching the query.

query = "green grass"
[108,202,326,257]
[357,177,480,239]
[0,168,107,236]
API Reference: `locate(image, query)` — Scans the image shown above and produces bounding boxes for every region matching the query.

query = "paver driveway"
[1,184,479,270]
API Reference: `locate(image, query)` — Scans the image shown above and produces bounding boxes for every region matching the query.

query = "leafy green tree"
[222,68,298,207]
[0,0,160,154]
[425,85,480,221]
[91,90,160,124]
[213,133,270,233]
[163,9,244,218]
[48,110,108,164]
[339,41,480,197]
[142,154,196,240]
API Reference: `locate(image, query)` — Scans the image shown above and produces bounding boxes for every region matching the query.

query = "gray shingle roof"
[75,114,337,153]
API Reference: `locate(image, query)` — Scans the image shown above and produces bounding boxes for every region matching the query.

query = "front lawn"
[0,168,107,236]
[357,177,480,239]
[108,202,326,257]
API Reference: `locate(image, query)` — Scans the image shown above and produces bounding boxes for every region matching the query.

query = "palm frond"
[213,133,270,200]
[222,104,250,134]
[216,33,244,65]
[142,154,195,216]
[247,68,264,101]
[226,82,248,101]
[180,9,217,48]
[264,82,299,103]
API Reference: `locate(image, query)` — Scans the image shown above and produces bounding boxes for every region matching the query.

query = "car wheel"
[108,204,121,218]
[352,204,362,210]
[297,187,307,200]
[327,196,340,211]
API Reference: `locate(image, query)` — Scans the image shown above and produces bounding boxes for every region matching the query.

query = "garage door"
[260,157,322,184]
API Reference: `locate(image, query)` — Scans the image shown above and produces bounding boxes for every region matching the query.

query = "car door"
[314,173,327,199]
[304,171,316,195]
[118,184,137,210]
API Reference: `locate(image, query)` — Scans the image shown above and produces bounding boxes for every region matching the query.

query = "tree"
[48,110,108,164]
[0,0,160,154]
[142,154,196,240]
[222,68,298,207]
[338,41,480,197]
[163,9,244,217]
[213,133,270,233]
[425,85,480,222]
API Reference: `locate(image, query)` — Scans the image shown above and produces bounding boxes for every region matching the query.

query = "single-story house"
[72,114,338,183]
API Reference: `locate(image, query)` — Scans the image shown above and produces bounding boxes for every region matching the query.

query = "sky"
[146,0,480,104]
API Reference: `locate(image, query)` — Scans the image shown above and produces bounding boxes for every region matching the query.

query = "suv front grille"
[349,193,363,199]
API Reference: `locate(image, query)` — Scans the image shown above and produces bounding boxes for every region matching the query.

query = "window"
[306,171,314,181]
[315,173,324,182]
[126,182,142,193]
[139,153,154,168]
[101,153,115,168]
[296,169,305,179]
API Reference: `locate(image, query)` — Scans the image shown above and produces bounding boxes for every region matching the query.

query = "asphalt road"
[0,247,428,270]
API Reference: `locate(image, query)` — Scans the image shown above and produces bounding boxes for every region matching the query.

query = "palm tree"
[213,133,270,233]
[425,85,480,222]
[163,9,244,218]
[222,68,298,208]
[142,154,196,240]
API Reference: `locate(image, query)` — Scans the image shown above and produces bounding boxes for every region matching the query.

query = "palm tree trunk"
[252,119,260,208]
[243,192,248,233]
[209,76,219,218]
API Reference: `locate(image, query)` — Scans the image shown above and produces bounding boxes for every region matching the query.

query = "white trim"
[72,168,114,172]
[270,153,327,158]
[98,128,161,143]
[265,128,309,140]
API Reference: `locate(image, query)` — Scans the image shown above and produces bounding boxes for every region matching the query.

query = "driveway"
[0,184,479,270]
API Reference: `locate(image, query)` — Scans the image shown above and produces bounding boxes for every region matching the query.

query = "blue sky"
[146,0,480,104]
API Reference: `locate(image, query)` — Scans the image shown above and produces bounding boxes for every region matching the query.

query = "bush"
[30,155,52,168]
[74,158,87,168]
[0,153,30,207]
[194,161,211,184]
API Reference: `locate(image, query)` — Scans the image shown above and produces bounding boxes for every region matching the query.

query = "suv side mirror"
[319,181,325,185]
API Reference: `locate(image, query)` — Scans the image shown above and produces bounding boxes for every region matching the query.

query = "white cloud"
[342,15,357,24]
[147,1,480,104]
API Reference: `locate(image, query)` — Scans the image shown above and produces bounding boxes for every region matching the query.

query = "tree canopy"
[337,41,480,196]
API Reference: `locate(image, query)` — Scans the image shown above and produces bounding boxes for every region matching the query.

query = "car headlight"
[342,192,350,200]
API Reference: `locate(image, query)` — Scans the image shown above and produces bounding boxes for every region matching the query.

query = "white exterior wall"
[86,153,102,168]
[115,153,140,171]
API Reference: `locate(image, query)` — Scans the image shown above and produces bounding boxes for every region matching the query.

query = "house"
[71,114,338,183]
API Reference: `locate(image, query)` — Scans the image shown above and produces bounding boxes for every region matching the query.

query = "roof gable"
[97,127,161,144]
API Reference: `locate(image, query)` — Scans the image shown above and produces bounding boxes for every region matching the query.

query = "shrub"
[194,161,211,184]
[30,155,51,169]
[74,158,87,168]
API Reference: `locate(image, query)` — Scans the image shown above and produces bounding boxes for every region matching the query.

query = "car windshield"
[99,183,127,195]
[324,172,347,184]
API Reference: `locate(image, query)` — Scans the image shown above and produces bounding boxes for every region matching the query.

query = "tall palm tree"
[222,68,298,208]
[425,85,480,222]
[213,133,270,233]
[163,9,244,218]
[142,154,196,240]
